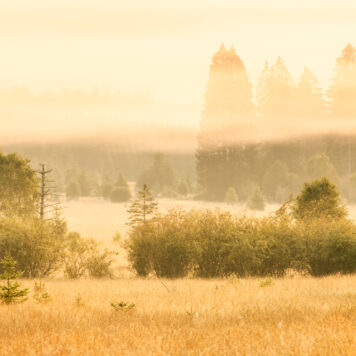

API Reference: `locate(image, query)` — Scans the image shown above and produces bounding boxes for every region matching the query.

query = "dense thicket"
[0,151,116,278]
[126,178,356,278]
[126,209,356,278]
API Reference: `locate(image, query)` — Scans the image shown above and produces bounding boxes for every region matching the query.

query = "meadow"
[2,197,355,355]
[62,197,280,241]
[1,276,355,355]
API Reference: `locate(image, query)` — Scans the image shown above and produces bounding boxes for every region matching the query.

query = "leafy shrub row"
[125,209,356,278]
[0,216,115,278]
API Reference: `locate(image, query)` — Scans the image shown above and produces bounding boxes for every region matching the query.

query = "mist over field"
[1,1,356,355]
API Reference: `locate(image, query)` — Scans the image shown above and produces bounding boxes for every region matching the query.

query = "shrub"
[302,219,356,276]
[110,187,131,203]
[125,207,356,278]
[110,301,135,312]
[0,216,67,278]
[86,248,117,278]
[33,281,52,304]
[64,232,116,279]
[124,226,154,277]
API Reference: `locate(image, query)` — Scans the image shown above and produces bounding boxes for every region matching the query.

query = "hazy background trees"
[2,44,356,204]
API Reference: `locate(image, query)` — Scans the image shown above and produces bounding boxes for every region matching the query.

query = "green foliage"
[224,187,238,205]
[127,184,158,228]
[86,248,117,278]
[126,203,356,278]
[0,152,39,217]
[110,187,131,202]
[293,177,347,221]
[33,281,52,304]
[259,277,274,287]
[0,254,28,305]
[247,186,265,211]
[110,301,135,312]
[0,216,67,278]
[64,232,116,279]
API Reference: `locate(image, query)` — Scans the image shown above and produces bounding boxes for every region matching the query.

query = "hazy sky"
[0,0,355,105]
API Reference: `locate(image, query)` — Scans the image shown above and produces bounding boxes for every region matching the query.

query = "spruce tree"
[127,184,158,228]
[256,57,295,125]
[295,66,325,121]
[329,43,356,119]
[196,44,254,201]
[0,254,29,305]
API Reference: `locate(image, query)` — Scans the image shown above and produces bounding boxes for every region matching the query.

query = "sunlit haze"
[1,0,356,144]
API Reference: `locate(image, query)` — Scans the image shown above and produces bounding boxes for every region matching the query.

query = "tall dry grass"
[0,276,355,355]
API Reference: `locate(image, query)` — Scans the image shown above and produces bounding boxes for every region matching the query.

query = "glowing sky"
[0,0,355,105]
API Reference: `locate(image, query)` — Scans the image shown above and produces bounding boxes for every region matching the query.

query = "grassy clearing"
[63,197,356,241]
[1,276,355,355]
[62,198,280,240]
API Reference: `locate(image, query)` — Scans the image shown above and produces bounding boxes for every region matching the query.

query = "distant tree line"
[0,144,195,199]
[197,44,356,201]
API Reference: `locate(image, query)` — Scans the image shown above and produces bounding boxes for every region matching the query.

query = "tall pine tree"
[256,57,295,125]
[295,66,325,121]
[196,44,254,200]
[329,43,356,120]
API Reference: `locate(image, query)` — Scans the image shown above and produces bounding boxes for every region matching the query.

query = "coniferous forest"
[197,43,356,202]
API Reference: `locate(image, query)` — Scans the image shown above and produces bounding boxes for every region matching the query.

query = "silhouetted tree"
[197,44,254,200]
[257,57,295,125]
[295,66,325,121]
[329,44,356,119]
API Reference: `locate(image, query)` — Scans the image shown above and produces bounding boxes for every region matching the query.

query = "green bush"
[0,216,67,278]
[125,207,356,278]
[64,232,116,279]
[124,226,154,277]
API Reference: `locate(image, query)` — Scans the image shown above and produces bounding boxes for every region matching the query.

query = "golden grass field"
[2,199,353,355]
[1,276,355,355]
